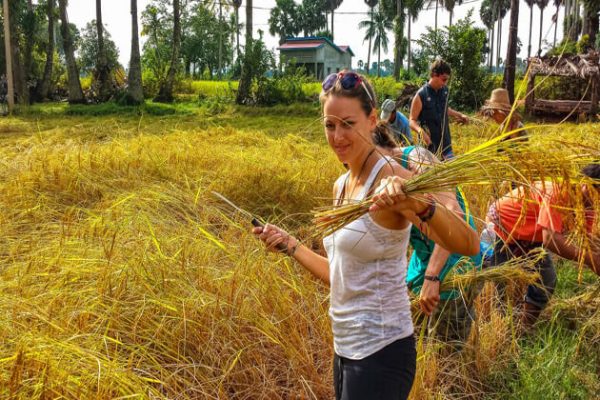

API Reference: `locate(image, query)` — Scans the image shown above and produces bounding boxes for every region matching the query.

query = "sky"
[64,0,566,70]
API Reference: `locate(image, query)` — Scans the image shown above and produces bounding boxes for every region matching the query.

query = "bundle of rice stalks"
[312,133,599,238]
[409,249,545,317]
[549,284,600,345]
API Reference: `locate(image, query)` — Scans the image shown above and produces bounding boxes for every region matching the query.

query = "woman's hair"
[319,70,378,117]
[372,121,398,149]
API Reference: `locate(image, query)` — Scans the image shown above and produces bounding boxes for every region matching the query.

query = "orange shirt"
[494,182,595,244]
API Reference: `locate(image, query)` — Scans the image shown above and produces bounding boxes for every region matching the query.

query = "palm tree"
[480,0,496,70]
[363,0,378,75]
[360,5,393,77]
[127,0,143,104]
[155,0,181,103]
[2,0,14,113]
[96,0,112,101]
[536,0,550,56]
[444,0,463,27]
[327,0,343,41]
[393,0,405,81]
[504,0,519,103]
[552,0,562,48]
[233,0,242,60]
[526,0,535,59]
[406,0,424,74]
[495,0,511,71]
[581,0,598,45]
[236,0,253,104]
[36,0,55,101]
[58,0,84,103]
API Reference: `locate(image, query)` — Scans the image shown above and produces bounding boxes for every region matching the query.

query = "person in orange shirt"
[487,164,599,326]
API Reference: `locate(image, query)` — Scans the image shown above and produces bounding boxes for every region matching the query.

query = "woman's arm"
[253,224,331,284]
[370,176,480,256]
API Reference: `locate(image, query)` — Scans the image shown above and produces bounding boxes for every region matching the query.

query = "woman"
[480,88,527,140]
[254,71,479,400]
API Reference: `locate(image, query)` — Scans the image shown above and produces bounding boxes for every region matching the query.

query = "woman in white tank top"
[254,71,480,400]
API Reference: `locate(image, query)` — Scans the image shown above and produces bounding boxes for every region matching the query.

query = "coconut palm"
[536,0,550,56]
[526,0,536,59]
[360,4,393,77]
[444,0,463,27]
[96,0,112,101]
[495,0,511,70]
[58,0,84,103]
[504,0,520,102]
[326,0,343,41]
[127,0,144,104]
[480,0,497,70]
[363,0,378,75]
[2,0,14,112]
[232,0,242,59]
[552,0,561,48]
[236,0,253,104]
[36,0,56,101]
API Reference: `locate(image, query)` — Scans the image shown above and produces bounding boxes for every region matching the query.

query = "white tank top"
[323,157,414,360]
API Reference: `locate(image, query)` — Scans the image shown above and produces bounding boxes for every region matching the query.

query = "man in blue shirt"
[409,59,469,160]
[380,98,412,146]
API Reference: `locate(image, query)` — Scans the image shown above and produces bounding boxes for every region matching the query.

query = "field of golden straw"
[0,104,599,399]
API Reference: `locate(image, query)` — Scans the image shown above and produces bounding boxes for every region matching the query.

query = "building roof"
[278,37,354,56]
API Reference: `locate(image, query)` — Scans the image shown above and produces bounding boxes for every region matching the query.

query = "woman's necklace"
[340,147,377,205]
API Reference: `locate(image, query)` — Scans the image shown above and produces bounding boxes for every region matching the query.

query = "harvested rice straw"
[312,134,597,239]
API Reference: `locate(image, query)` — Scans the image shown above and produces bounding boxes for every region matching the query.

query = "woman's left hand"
[370,176,421,214]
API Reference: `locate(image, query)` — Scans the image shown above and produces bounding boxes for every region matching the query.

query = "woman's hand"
[369,176,425,214]
[419,280,441,316]
[252,223,295,254]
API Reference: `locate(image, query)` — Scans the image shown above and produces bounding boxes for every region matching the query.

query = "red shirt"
[494,182,596,244]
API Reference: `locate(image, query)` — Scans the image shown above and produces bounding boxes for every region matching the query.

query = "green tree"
[236,0,253,104]
[269,0,301,44]
[406,0,425,74]
[479,0,497,70]
[154,0,180,103]
[363,0,378,75]
[58,0,84,103]
[503,0,519,103]
[298,0,327,36]
[78,21,119,76]
[444,0,463,27]
[526,0,535,59]
[536,0,550,56]
[126,0,144,104]
[359,4,393,77]
[325,0,342,40]
[415,10,490,108]
[35,0,56,101]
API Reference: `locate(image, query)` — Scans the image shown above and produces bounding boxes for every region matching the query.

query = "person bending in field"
[253,70,480,400]
[487,164,600,327]
[373,128,483,345]
[409,59,469,161]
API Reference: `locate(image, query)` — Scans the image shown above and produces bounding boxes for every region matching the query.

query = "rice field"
[0,104,598,399]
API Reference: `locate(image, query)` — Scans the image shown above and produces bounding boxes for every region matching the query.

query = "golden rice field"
[0,104,599,399]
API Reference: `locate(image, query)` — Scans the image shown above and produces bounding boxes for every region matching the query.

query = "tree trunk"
[377,44,381,77]
[155,0,181,103]
[36,0,55,101]
[96,0,112,101]
[537,7,544,56]
[503,0,519,104]
[9,1,27,105]
[434,0,438,32]
[393,0,403,81]
[407,17,411,74]
[527,4,533,60]
[58,0,84,103]
[2,0,14,113]
[553,3,559,47]
[236,0,253,104]
[496,13,502,71]
[582,4,598,46]
[235,7,240,60]
[23,0,34,103]
[366,7,374,75]
[331,9,335,40]
[449,9,453,27]
[127,0,144,104]
[218,2,223,80]
[489,25,495,71]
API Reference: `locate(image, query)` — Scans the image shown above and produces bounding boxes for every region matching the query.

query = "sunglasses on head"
[322,72,375,106]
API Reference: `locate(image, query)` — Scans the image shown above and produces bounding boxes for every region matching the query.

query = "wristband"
[424,274,440,282]
[416,196,436,222]
[287,240,300,257]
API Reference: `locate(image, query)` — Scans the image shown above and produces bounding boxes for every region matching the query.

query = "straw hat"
[480,88,522,121]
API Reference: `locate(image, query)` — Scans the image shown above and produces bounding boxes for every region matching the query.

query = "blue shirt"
[389,111,412,146]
